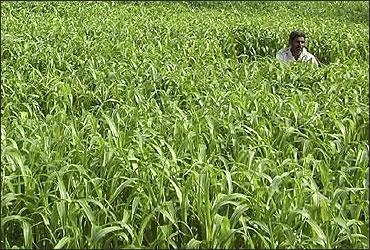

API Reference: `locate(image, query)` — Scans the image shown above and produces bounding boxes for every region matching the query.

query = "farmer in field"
[276,30,320,66]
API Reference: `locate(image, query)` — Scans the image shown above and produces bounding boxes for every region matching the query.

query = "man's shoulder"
[303,50,316,59]
[276,47,290,60]
[277,47,289,55]
[302,49,319,65]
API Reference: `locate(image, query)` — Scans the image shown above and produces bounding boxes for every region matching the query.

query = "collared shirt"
[276,47,319,66]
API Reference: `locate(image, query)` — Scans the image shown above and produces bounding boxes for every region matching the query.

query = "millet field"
[1,1,369,249]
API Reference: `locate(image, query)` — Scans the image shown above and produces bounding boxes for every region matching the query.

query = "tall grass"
[1,1,368,248]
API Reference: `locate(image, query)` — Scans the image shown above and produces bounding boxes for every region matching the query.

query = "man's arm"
[305,49,321,67]
[276,50,285,61]
[313,55,321,67]
[305,53,320,67]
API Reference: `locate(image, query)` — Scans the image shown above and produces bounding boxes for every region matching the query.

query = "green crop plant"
[1,1,368,249]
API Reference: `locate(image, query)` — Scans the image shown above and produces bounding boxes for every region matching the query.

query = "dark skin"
[290,36,306,60]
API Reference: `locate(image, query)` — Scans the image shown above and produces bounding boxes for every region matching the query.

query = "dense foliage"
[1,1,368,248]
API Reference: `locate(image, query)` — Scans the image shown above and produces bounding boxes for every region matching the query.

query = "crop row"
[1,1,368,248]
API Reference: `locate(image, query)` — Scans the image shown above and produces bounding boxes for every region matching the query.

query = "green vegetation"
[1,1,368,248]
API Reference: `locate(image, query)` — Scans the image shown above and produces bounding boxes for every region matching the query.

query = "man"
[276,30,320,66]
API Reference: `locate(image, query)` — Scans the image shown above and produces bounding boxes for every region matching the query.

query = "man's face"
[291,36,306,54]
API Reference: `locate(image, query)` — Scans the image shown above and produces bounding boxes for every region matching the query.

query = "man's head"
[289,30,306,56]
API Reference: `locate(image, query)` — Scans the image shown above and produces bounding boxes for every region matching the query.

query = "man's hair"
[289,30,306,45]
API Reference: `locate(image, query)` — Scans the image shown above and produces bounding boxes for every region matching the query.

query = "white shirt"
[276,47,319,66]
